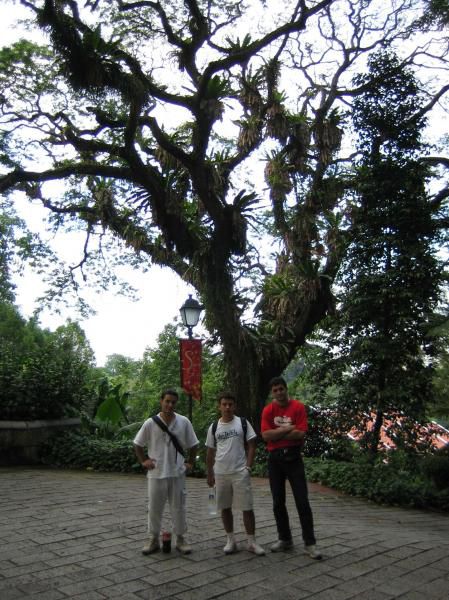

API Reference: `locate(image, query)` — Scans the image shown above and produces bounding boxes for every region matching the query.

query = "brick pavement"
[0,467,448,599]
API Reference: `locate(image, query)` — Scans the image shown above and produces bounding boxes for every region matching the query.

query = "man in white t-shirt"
[206,392,265,556]
[134,389,199,555]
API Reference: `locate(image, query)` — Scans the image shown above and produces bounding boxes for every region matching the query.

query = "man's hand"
[207,473,215,487]
[142,458,156,470]
[184,461,194,473]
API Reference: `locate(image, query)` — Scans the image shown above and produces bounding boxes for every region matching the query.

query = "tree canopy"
[1,0,448,419]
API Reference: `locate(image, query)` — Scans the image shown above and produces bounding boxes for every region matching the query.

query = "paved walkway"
[0,467,448,600]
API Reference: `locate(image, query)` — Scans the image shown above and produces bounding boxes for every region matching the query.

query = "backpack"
[212,416,248,448]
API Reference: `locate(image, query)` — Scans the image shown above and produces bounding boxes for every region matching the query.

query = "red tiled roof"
[349,414,449,452]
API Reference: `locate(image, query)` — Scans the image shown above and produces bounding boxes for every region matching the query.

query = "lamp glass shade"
[179,295,202,328]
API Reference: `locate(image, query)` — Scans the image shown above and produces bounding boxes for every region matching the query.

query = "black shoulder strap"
[240,416,248,440]
[212,421,218,446]
[152,415,185,458]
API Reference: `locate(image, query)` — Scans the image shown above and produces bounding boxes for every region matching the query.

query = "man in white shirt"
[206,392,265,556]
[134,388,199,555]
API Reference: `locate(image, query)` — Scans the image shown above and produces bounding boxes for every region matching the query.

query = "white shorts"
[215,469,254,511]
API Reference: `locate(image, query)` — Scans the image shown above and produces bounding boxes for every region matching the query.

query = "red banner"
[179,339,202,401]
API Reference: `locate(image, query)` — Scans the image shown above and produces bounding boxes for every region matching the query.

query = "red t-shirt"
[261,399,308,452]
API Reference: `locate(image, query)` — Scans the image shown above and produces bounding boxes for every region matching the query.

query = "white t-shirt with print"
[205,416,256,475]
[134,413,199,479]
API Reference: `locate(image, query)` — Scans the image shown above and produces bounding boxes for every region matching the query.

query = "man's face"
[160,394,178,414]
[218,398,236,420]
[271,384,288,405]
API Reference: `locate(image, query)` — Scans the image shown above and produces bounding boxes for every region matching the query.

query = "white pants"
[147,475,187,536]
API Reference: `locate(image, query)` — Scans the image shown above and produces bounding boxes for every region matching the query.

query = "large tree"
[318,51,444,454]
[1,0,448,420]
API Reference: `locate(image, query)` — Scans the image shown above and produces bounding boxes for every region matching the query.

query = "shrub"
[421,445,449,490]
[41,431,141,473]
[304,455,449,511]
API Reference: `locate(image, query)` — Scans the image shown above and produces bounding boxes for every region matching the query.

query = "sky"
[2,2,194,366]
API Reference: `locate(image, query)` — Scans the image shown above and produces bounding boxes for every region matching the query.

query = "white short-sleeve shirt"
[205,416,256,475]
[134,413,199,479]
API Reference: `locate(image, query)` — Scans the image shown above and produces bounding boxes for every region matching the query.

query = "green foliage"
[304,50,445,452]
[94,379,130,426]
[304,454,449,511]
[1,0,447,426]
[421,445,449,490]
[0,303,96,419]
[40,430,140,472]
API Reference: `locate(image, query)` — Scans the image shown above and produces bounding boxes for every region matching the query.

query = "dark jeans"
[268,453,316,546]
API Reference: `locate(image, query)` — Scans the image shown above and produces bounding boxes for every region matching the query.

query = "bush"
[421,445,449,490]
[41,431,141,473]
[304,455,449,511]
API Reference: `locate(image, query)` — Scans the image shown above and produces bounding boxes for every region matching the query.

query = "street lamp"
[179,295,203,422]
[179,294,203,339]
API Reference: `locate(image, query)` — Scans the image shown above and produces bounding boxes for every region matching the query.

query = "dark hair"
[160,388,179,400]
[268,376,287,390]
[217,391,236,403]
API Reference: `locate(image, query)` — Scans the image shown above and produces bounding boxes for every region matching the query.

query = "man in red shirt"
[261,376,321,559]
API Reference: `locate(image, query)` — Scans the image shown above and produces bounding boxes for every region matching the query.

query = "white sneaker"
[304,544,322,560]
[223,539,237,554]
[176,535,192,554]
[142,535,160,555]
[247,541,266,556]
[270,539,293,552]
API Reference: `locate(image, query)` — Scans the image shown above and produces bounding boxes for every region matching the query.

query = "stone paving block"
[52,542,97,557]
[41,552,103,568]
[415,576,449,597]
[98,578,149,597]
[136,580,189,599]
[70,563,121,579]
[26,588,66,599]
[32,563,89,581]
[363,563,409,583]
[0,561,50,579]
[76,554,126,570]
[140,567,195,586]
[70,592,108,600]
[177,557,225,575]
[376,575,419,596]
[332,560,384,582]
[285,557,334,579]
[348,591,394,600]
[210,584,278,600]
[0,573,39,591]
[15,573,80,595]
[334,575,380,597]
[178,569,230,589]
[383,545,426,559]
[105,566,156,584]
[169,581,229,600]
[254,568,303,590]
[139,556,193,573]
[299,588,355,600]
[1,469,449,600]
[56,575,113,596]
[0,587,24,600]
[103,594,144,600]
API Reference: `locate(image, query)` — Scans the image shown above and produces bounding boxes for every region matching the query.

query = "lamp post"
[179,295,203,422]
